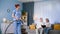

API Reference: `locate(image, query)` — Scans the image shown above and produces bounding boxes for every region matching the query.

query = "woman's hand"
[15,17,18,20]
[19,18,21,20]
[20,18,22,21]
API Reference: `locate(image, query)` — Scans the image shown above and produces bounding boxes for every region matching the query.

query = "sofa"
[48,23,60,34]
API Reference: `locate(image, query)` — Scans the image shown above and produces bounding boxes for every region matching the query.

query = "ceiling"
[18,0,60,3]
[18,0,43,2]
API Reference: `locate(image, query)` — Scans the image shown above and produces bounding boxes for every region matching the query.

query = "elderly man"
[34,18,45,34]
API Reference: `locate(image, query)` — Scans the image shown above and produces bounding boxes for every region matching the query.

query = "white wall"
[34,1,60,24]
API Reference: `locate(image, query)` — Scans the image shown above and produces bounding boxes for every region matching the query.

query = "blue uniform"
[13,9,21,34]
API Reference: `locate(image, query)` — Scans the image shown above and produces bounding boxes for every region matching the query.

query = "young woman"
[12,4,22,34]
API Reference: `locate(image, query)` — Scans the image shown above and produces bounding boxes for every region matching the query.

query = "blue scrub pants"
[14,20,21,34]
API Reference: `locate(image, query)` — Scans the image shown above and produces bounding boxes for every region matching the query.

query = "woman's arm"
[12,13,18,20]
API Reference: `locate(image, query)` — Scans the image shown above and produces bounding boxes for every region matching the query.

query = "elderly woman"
[44,18,52,34]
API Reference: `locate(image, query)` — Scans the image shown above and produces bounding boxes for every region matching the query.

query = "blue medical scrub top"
[13,9,21,21]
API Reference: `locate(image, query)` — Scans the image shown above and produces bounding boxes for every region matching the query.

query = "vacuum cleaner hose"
[4,20,23,34]
[4,21,13,34]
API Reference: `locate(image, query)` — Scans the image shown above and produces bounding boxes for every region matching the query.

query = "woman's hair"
[15,4,20,8]
[46,18,49,22]
[40,18,43,22]
[40,18,43,20]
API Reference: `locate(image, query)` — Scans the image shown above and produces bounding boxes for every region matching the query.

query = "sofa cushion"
[49,30,60,34]
[54,24,60,30]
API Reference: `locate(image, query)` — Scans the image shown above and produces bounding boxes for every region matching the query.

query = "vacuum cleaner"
[4,20,23,34]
